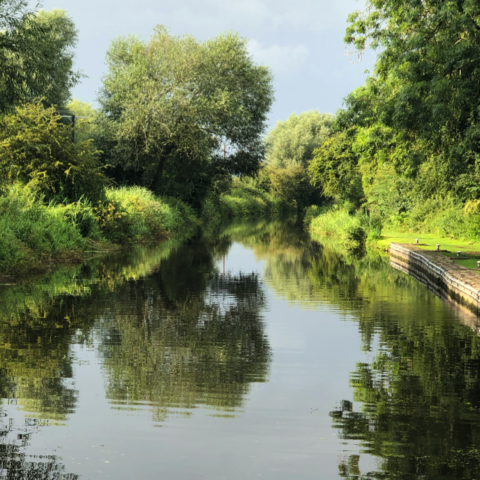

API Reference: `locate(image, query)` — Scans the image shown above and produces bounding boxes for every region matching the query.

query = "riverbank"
[306,206,480,257]
[0,185,198,278]
[306,207,480,311]
[0,183,296,279]
[389,243,480,317]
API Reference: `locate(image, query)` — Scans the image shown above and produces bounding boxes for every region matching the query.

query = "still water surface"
[1,219,480,479]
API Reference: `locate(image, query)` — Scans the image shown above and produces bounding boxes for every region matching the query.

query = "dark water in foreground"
[1,219,480,479]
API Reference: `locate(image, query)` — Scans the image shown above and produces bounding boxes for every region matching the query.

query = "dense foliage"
[96,26,274,204]
[243,111,335,210]
[265,111,334,169]
[0,3,80,110]
[0,102,107,202]
[309,0,480,241]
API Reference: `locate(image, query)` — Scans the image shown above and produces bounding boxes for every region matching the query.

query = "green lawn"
[377,230,480,271]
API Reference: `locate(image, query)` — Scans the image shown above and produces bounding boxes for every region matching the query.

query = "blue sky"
[41,0,376,127]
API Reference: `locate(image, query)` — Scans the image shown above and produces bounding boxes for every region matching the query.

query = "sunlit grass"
[378,231,480,252]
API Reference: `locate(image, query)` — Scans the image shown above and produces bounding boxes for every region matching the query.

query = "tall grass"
[0,184,198,273]
[0,185,87,270]
[307,206,381,251]
[100,187,197,243]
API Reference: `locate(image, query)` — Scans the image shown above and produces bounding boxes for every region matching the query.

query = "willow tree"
[265,111,334,169]
[97,26,274,195]
[0,3,80,110]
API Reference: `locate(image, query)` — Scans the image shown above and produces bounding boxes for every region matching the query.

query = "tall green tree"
[265,111,334,169]
[344,0,480,199]
[97,26,274,195]
[0,3,80,110]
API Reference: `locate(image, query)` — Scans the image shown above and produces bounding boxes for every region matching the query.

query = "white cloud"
[248,40,310,74]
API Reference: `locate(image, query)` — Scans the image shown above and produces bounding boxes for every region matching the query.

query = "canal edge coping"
[389,242,480,314]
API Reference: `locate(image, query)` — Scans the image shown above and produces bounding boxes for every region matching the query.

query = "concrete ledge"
[389,243,480,315]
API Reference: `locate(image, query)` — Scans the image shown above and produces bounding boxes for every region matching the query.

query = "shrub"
[0,101,109,203]
[265,164,314,208]
[309,207,369,251]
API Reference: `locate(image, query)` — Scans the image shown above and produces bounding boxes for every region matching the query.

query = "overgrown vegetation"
[202,181,294,223]
[306,0,480,250]
[0,183,197,274]
[0,5,283,272]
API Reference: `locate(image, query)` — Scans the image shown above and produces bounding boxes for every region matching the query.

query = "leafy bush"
[394,196,476,239]
[98,187,197,243]
[0,102,109,202]
[264,164,314,208]
[309,207,369,251]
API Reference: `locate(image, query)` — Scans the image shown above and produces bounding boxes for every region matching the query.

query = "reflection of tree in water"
[222,220,480,479]
[0,304,82,423]
[98,241,271,420]
[331,317,480,479]
[0,411,78,479]
[0,234,271,426]
[0,241,183,423]
[307,251,480,479]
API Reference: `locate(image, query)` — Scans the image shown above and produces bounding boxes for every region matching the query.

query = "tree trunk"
[152,156,167,195]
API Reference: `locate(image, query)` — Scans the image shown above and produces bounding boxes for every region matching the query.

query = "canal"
[1,218,479,479]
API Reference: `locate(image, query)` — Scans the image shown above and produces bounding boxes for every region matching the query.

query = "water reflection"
[0,235,271,424]
[330,313,480,479]
[304,248,480,479]
[0,409,78,479]
[97,242,271,419]
[1,218,480,479]
[221,221,480,479]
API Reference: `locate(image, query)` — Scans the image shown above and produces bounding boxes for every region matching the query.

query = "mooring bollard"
[436,244,440,251]
[457,251,462,257]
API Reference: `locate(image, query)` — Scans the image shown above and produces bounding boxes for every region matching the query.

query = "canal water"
[1,218,480,479]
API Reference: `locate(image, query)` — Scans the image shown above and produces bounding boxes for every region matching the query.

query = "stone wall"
[389,243,480,332]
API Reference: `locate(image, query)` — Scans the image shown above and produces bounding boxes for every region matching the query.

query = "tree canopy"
[97,26,274,195]
[308,0,480,225]
[265,111,334,169]
[0,3,80,110]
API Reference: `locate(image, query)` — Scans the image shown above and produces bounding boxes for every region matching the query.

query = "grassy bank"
[306,205,382,252]
[0,184,197,275]
[0,181,297,276]
[306,204,480,268]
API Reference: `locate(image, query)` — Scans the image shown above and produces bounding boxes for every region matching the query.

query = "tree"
[0,4,80,110]
[97,26,274,195]
[344,0,480,199]
[308,127,363,206]
[265,111,334,169]
[0,102,108,202]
